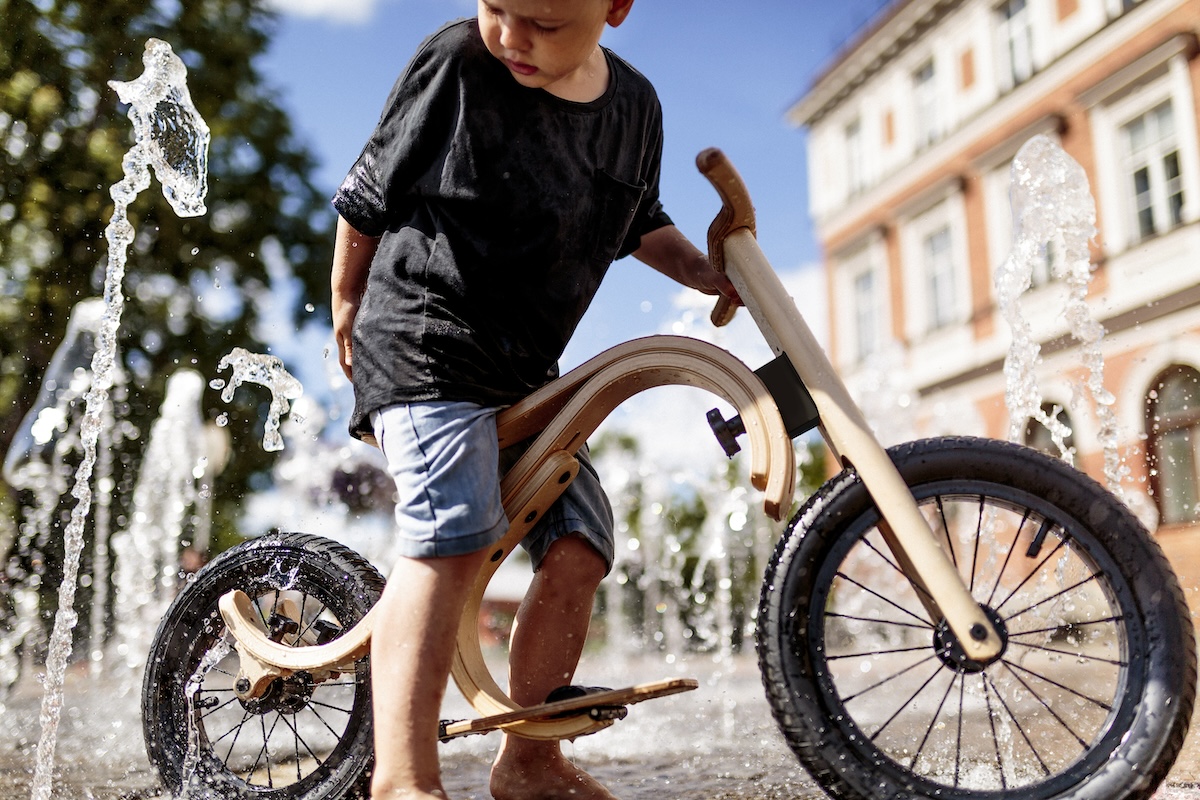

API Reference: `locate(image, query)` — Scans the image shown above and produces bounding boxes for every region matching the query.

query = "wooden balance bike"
[142,149,1196,800]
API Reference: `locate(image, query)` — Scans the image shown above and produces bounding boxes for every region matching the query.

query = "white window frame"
[902,197,968,340]
[923,225,957,330]
[995,0,1034,92]
[846,117,866,196]
[834,240,888,367]
[1120,100,1183,242]
[1090,58,1200,254]
[913,59,939,150]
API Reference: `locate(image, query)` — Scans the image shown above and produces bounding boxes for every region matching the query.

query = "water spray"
[31,39,210,800]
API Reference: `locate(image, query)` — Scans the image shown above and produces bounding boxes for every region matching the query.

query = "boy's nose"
[498,20,532,52]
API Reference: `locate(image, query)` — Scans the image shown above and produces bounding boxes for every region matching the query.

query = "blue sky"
[257,0,892,366]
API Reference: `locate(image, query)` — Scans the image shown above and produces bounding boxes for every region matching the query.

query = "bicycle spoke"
[841,654,940,704]
[1001,658,1114,711]
[982,670,1052,777]
[869,661,945,741]
[198,694,242,720]
[954,676,965,786]
[967,496,984,594]
[278,711,323,777]
[829,643,935,660]
[309,696,356,716]
[999,661,1090,749]
[293,713,303,781]
[861,536,939,607]
[835,571,933,628]
[307,701,352,740]
[826,611,930,631]
[982,674,1008,790]
[993,535,1067,614]
[309,679,360,688]
[251,713,273,787]
[935,495,955,568]
[983,508,1031,608]
[211,707,251,747]
[1011,614,1123,637]
[217,709,252,769]
[1005,637,1126,667]
[1003,572,1103,624]
[909,671,957,772]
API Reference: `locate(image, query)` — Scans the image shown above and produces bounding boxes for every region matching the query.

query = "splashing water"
[111,370,207,679]
[996,135,1126,495]
[30,39,210,800]
[108,40,210,217]
[211,348,303,452]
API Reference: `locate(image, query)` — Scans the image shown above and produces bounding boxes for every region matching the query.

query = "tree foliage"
[0,0,335,557]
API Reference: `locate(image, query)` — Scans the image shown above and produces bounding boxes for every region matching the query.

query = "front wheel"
[142,532,385,799]
[758,436,1196,800]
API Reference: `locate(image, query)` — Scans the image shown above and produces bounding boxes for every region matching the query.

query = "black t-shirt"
[333,19,673,440]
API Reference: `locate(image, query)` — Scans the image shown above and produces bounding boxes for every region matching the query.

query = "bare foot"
[371,788,450,800]
[491,743,617,800]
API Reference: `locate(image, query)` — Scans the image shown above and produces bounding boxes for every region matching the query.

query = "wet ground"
[0,653,1196,799]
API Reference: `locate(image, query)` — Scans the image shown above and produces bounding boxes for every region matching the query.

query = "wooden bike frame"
[219,148,1000,742]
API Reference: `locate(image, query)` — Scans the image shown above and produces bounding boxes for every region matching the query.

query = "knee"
[538,535,607,590]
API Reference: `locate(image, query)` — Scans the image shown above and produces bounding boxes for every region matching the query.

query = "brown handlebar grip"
[710,295,737,327]
[697,148,756,327]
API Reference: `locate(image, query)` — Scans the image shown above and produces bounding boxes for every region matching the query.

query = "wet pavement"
[0,652,1196,799]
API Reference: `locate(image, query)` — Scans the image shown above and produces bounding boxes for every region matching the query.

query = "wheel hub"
[241,671,315,715]
[933,606,1008,673]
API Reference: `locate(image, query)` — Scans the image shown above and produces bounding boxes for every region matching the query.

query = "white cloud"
[593,262,827,473]
[264,0,383,24]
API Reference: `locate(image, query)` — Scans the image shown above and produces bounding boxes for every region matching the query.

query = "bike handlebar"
[696,147,757,327]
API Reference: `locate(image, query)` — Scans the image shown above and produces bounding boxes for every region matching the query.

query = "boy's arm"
[633,224,740,303]
[331,215,380,380]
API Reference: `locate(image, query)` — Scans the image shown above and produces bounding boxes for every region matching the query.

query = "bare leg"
[371,549,490,800]
[490,536,616,800]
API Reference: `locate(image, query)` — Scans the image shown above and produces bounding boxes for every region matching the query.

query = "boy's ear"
[606,0,634,27]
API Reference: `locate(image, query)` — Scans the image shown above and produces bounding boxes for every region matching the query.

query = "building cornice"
[788,0,961,128]
[817,4,1194,254]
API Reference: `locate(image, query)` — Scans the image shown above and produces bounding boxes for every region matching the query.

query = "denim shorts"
[372,401,614,572]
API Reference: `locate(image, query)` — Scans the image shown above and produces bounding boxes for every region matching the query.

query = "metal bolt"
[970,623,988,642]
[235,677,251,694]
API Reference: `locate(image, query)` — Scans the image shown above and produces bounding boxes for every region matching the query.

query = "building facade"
[790,0,1200,608]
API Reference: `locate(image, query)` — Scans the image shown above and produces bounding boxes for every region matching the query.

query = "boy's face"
[478,0,632,97]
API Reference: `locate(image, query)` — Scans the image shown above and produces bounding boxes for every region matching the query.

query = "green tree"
[0,0,335,647]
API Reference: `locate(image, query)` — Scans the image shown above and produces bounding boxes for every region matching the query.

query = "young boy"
[330,2,736,797]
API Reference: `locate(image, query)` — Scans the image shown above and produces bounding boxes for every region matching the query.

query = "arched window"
[1024,403,1075,458]
[1146,366,1200,525]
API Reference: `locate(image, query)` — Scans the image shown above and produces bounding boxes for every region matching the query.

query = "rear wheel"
[758,436,1195,800]
[142,532,384,799]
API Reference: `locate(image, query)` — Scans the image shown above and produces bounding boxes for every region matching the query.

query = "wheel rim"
[183,584,372,794]
[802,483,1139,795]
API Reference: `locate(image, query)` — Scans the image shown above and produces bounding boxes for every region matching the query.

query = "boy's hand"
[634,224,742,308]
[687,254,741,306]
[330,215,379,381]
[333,296,359,380]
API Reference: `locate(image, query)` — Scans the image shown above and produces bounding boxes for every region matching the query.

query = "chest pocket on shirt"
[588,169,646,264]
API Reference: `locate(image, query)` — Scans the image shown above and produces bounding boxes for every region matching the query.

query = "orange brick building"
[790,0,1200,610]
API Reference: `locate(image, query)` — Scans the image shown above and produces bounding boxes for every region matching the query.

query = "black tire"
[758,436,1196,800]
[142,532,385,799]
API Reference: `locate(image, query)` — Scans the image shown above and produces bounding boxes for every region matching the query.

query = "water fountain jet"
[28,38,210,800]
